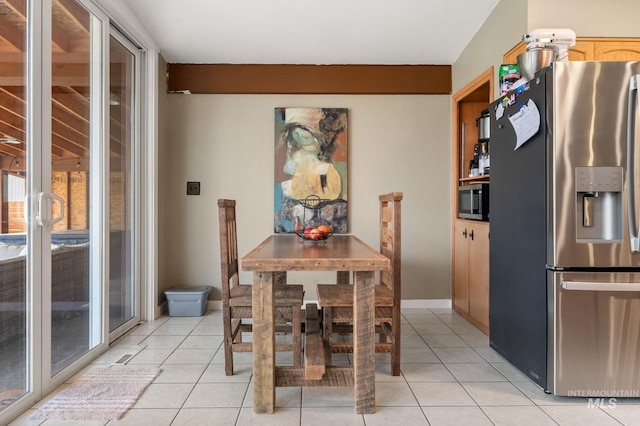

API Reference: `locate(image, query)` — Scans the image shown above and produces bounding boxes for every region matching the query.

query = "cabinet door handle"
[462,229,467,238]
[470,229,475,240]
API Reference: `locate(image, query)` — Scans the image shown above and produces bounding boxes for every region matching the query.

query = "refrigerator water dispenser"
[575,167,623,242]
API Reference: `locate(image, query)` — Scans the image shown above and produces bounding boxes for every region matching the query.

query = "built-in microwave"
[458,183,489,221]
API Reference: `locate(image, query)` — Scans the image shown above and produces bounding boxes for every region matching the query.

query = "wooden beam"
[167,64,452,95]
[52,22,73,53]
[0,14,25,52]
[0,89,25,119]
[0,121,25,146]
[2,0,26,18]
[52,89,89,122]
[0,107,25,134]
[0,142,23,158]
[56,0,90,34]
[51,119,88,152]
[2,0,73,53]
[0,87,88,156]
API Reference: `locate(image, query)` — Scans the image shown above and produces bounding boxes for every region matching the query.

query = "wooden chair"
[316,192,403,375]
[218,199,304,375]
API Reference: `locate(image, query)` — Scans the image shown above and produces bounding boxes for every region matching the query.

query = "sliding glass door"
[108,32,140,336]
[0,0,29,412]
[0,0,143,419]
[48,0,103,377]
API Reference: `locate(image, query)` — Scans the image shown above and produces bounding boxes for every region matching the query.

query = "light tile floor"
[8,307,640,425]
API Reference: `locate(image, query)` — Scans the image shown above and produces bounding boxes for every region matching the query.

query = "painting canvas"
[274,107,348,233]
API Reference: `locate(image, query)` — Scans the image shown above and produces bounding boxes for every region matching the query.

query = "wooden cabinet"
[453,220,489,333]
[594,40,640,60]
[451,68,493,185]
[569,40,596,61]
[467,221,489,331]
[503,37,640,64]
[451,68,493,335]
[453,220,470,314]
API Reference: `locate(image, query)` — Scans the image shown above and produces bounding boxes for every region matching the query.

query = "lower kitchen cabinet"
[453,219,489,334]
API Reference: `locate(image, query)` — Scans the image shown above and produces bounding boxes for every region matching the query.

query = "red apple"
[308,228,322,240]
[303,227,314,238]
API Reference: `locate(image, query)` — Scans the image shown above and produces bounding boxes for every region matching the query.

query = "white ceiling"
[123,0,499,65]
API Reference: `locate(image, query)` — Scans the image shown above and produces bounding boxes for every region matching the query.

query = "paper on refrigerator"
[508,99,541,150]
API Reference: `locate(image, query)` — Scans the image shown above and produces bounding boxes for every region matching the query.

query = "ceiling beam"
[56,0,90,34]
[0,88,25,119]
[51,119,88,153]
[52,86,89,122]
[0,120,25,149]
[0,142,23,157]
[168,64,452,95]
[0,62,90,85]
[0,14,25,52]
[3,0,74,52]
[2,0,26,16]
[51,19,73,52]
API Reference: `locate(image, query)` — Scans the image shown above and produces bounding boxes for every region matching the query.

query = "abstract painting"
[274,107,348,233]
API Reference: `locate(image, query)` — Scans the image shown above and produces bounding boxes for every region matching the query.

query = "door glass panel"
[108,35,135,332]
[1,0,121,417]
[50,0,95,375]
[0,0,29,412]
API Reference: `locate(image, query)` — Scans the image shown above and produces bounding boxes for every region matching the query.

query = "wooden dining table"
[240,233,390,414]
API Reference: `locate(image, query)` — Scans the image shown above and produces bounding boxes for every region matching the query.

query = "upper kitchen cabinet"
[503,37,640,64]
[594,39,640,60]
[452,67,493,187]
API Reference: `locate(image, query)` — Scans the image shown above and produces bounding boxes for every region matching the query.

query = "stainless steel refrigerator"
[489,61,640,396]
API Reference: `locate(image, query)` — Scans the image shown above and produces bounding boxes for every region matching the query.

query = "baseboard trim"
[401,299,452,309]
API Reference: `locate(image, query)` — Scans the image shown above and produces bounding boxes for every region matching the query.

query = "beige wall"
[528,0,640,36]
[454,0,640,98]
[158,0,640,308]
[163,94,452,301]
[453,0,527,95]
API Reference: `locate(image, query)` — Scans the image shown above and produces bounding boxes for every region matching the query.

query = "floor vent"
[112,344,146,365]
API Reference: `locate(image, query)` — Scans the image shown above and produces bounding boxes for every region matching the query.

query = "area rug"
[31,366,160,421]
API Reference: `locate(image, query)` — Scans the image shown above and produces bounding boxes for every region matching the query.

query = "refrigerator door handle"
[627,75,640,253]
[562,280,640,292]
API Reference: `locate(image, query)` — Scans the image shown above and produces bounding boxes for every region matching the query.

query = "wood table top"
[240,234,389,272]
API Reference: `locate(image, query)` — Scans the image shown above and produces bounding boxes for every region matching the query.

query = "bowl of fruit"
[296,224,333,242]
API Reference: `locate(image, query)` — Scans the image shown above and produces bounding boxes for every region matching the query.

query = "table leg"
[352,270,376,414]
[252,271,275,413]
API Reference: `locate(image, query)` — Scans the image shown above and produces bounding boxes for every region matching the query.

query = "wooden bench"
[304,303,325,380]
